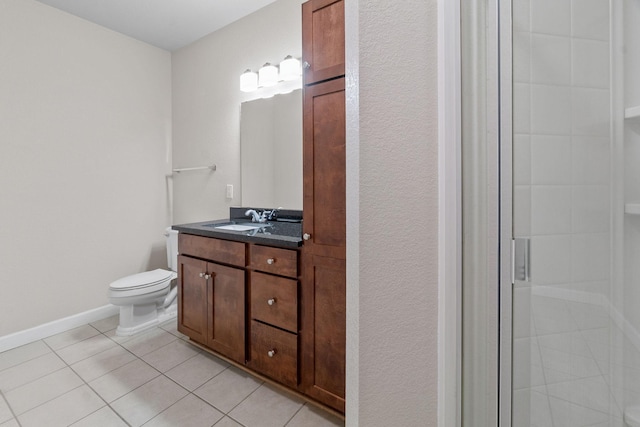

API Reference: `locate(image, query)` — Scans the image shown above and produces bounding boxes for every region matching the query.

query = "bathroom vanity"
[174,0,345,415]
[172,212,305,396]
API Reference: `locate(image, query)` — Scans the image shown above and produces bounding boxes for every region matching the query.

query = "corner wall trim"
[0,305,119,353]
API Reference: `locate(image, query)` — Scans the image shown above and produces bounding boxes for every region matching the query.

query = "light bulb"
[240,69,258,92]
[279,56,301,81]
[258,63,278,87]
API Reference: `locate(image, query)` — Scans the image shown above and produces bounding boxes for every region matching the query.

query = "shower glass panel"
[510,0,630,425]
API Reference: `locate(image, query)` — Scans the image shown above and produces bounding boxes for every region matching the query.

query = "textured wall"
[0,0,172,335]
[345,0,439,425]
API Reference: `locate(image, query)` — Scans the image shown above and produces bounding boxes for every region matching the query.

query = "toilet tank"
[165,228,179,272]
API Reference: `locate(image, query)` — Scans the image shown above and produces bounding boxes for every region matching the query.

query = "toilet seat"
[109,269,175,298]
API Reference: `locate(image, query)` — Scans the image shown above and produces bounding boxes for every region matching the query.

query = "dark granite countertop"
[172,218,303,249]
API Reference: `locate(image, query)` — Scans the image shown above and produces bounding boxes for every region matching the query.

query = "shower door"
[509,0,620,425]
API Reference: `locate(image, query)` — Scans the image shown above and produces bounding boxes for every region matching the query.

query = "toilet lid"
[109,269,174,291]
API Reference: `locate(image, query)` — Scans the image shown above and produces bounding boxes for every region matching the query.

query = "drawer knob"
[303,233,311,241]
[266,258,275,265]
[267,349,277,358]
[267,298,277,306]
[303,61,311,69]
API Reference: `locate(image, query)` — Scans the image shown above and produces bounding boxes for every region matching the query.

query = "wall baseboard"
[0,305,119,353]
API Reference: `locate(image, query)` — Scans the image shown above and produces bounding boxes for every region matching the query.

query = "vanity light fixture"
[240,69,258,92]
[258,63,279,87]
[240,56,302,93]
[279,55,301,81]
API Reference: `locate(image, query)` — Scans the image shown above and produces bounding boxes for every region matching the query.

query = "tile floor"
[0,316,345,427]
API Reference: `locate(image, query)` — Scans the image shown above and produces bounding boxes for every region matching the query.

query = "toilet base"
[115,300,177,337]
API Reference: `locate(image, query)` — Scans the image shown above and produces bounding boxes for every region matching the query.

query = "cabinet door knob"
[302,61,311,69]
[267,298,276,306]
[266,258,275,265]
[303,233,311,241]
[199,272,206,278]
[204,274,211,280]
[267,349,277,358]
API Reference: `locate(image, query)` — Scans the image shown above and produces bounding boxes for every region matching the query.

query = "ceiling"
[34,0,277,51]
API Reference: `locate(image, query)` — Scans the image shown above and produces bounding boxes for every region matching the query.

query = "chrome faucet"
[245,209,263,223]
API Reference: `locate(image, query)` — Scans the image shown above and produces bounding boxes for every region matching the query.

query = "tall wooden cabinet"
[300,0,346,413]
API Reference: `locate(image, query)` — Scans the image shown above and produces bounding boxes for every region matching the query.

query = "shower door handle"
[512,238,530,283]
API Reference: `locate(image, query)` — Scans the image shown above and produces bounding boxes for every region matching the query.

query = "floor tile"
[89,359,160,403]
[286,404,345,427]
[0,419,19,427]
[55,334,118,365]
[213,417,243,427]
[17,385,104,427]
[230,384,303,427]
[0,352,65,392]
[159,319,189,339]
[90,315,120,333]
[120,328,178,357]
[70,345,136,383]
[111,375,189,427]
[195,366,262,413]
[0,341,50,372]
[43,325,100,350]
[165,352,229,391]
[141,339,200,373]
[70,406,128,427]
[0,397,13,424]
[5,367,83,415]
[143,393,224,427]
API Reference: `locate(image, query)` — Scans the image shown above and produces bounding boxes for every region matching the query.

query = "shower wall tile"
[572,136,610,184]
[513,337,545,390]
[514,134,531,185]
[572,185,611,233]
[513,32,531,83]
[514,83,531,134]
[514,287,535,338]
[531,34,571,85]
[531,0,571,36]
[513,0,530,32]
[572,233,611,282]
[531,235,572,284]
[531,186,572,235]
[572,88,611,136]
[572,39,610,89]
[514,185,531,237]
[531,84,572,134]
[531,135,572,184]
[532,295,579,335]
[571,0,610,41]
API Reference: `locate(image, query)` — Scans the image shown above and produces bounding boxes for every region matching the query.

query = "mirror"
[240,90,303,210]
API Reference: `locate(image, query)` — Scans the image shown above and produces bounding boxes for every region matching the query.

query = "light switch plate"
[226,184,233,199]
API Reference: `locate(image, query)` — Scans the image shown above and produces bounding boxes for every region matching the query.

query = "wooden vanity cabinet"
[302,0,345,85]
[177,234,245,365]
[301,0,346,413]
[247,244,300,388]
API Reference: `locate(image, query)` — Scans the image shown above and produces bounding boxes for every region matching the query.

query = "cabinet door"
[177,255,208,345]
[301,77,346,412]
[207,262,246,364]
[300,254,345,412]
[302,77,346,260]
[302,0,345,85]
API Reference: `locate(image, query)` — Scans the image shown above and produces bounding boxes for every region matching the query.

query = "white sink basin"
[215,223,264,231]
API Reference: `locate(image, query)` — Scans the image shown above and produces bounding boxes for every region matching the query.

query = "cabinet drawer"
[250,272,297,332]
[249,245,297,277]
[179,234,245,267]
[249,321,297,387]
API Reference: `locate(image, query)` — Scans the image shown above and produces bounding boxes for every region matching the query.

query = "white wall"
[0,0,172,336]
[171,0,304,224]
[345,1,439,425]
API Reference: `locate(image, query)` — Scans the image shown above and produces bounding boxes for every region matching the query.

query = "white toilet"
[108,228,179,336]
